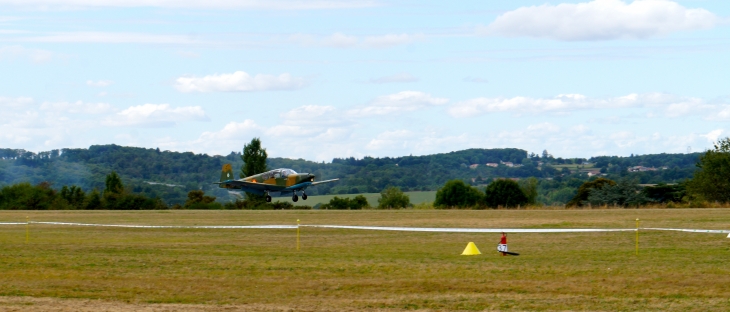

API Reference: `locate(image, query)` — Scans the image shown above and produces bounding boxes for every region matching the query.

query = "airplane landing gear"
[265,195,272,202]
[292,194,299,202]
[302,193,308,200]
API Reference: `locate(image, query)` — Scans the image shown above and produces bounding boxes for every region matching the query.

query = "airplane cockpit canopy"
[265,168,297,179]
[280,169,297,177]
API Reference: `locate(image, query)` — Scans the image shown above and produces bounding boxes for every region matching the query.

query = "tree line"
[0,139,706,206]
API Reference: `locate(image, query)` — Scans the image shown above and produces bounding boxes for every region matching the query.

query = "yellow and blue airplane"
[215,164,339,202]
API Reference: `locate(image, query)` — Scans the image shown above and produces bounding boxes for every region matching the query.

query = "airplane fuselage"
[216,164,337,202]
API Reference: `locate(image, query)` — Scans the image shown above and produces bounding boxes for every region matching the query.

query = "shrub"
[586,178,650,208]
[434,180,484,208]
[687,137,730,202]
[484,179,528,208]
[566,178,615,207]
[322,195,369,210]
[378,187,410,209]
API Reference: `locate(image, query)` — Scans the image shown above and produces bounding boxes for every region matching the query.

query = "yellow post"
[636,218,639,256]
[25,216,29,244]
[296,219,300,251]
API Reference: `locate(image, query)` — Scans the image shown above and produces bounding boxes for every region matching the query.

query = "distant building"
[628,166,658,172]
[586,170,601,177]
[486,163,498,167]
[469,164,479,169]
[500,160,515,167]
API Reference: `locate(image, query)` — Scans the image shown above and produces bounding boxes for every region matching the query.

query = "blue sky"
[1,0,729,161]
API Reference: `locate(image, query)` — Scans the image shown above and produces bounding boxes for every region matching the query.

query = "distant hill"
[0,145,700,205]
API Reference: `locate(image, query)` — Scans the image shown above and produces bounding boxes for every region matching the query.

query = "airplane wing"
[215,180,286,192]
[311,178,339,186]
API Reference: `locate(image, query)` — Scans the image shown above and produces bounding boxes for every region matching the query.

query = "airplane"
[215,164,339,202]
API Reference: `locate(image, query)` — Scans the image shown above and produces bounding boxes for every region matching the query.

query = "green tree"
[60,185,85,208]
[434,180,483,208]
[84,189,104,210]
[566,178,615,207]
[103,171,125,209]
[586,178,650,207]
[105,171,124,195]
[351,195,369,209]
[484,179,528,208]
[378,186,410,209]
[642,183,685,203]
[184,190,217,209]
[323,196,351,209]
[241,138,268,178]
[240,138,268,201]
[321,195,369,210]
[0,182,55,210]
[518,177,539,205]
[687,137,730,202]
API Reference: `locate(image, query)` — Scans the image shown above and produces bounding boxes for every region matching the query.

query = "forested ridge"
[0,144,700,205]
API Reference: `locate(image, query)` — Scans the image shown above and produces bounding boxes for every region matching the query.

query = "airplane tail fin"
[220,164,234,183]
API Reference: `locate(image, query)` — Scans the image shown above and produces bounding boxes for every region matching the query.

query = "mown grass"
[274,191,437,207]
[1,209,729,311]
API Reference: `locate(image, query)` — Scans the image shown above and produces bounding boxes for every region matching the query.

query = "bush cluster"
[321,195,369,210]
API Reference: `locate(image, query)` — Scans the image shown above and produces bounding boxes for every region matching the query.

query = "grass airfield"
[273,191,437,206]
[1,209,729,311]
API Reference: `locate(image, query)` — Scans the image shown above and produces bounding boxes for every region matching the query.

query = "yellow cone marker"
[461,242,481,255]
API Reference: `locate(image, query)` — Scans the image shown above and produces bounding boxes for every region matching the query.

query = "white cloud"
[157,120,264,156]
[482,0,720,41]
[368,73,418,84]
[290,32,424,49]
[322,32,358,48]
[280,105,336,120]
[0,0,378,10]
[105,103,209,127]
[199,120,261,141]
[17,32,202,44]
[0,96,33,108]
[175,71,308,93]
[366,130,415,150]
[40,101,114,114]
[348,91,449,117]
[449,93,619,117]
[526,122,561,133]
[362,33,424,48]
[0,45,53,63]
[270,105,348,137]
[86,80,113,87]
[701,129,724,143]
[448,93,727,118]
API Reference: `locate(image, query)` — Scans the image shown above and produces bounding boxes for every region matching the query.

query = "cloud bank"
[482,0,720,41]
[448,93,730,119]
[0,0,378,10]
[348,91,449,116]
[175,71,308,93]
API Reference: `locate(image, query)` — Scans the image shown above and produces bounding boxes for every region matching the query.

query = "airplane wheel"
[292,194,298,202]
[302,193,308,200]
[265,195,271,202]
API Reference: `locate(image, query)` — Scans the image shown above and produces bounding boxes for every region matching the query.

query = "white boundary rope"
[643,227,730,234]
[29,221,297,229]
[0,221,725,234]
[304,225,635,233]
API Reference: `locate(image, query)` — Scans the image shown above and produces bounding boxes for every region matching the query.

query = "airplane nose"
[298,173,315,182]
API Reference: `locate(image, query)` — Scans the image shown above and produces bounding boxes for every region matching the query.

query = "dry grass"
[1,209,730,311]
